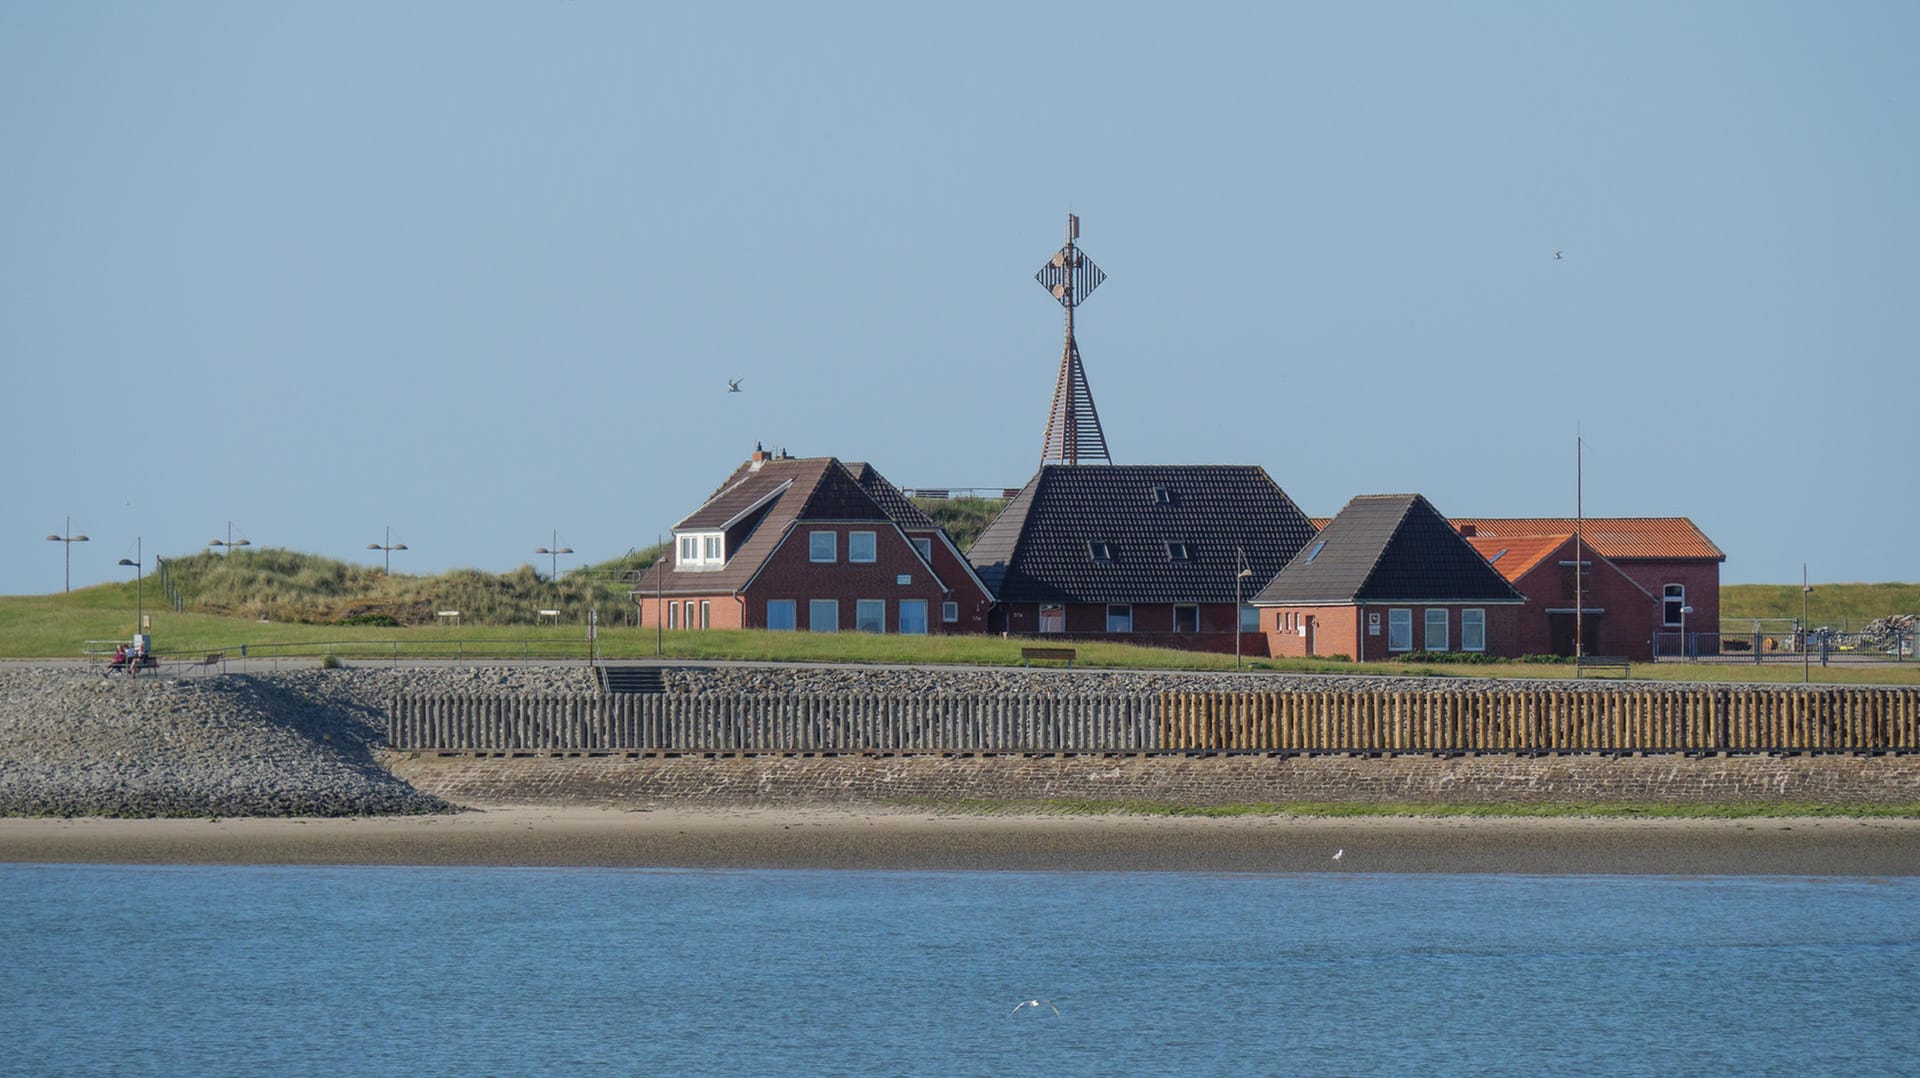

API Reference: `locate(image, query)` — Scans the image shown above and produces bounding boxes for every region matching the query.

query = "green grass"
[885,798,1920,819]
[1723,581,1920,629]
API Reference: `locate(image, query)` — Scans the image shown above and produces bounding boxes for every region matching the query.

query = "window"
[1173,604,1199,632]
[942,601,959,623]
[678,532,724,568]
[699,600,711,630]
[1424,608,1449,652]
[1663,584,1686,627]
[912,537,933,561]
[1088,541,1113,563]
[899,599,928,635]
[1151,485,1172,505]
[1107,604,1133,633]
[1388,608,1412,652]
[1305,540,1327,563]
[667,602,680,630]
[849,531,877,563]
[1039,604,1065,633]
[1241,604,1260,632]
[679,536,697,563]
[767,600,796,631]
[896,574,911,585]
[856,599,885,633]
[1461,609,1486,652]
[808,599,838,632]
[1165,542,1192,561]
[703,535,722,561]
[809,531,836,563]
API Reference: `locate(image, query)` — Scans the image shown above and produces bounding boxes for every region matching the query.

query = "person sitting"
[109,644,129,671]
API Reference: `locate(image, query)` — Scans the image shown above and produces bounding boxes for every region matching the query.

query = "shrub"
[1398,651,1502,665]
[320,654,341,669]
[340,613,400,627]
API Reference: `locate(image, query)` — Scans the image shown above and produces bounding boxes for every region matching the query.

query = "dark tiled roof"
[966,465,1317,604]
[1255,494,1524,605]
[846,462,938,530]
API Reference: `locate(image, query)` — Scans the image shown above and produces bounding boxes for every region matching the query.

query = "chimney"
[750,441,769,464]
[1459,524,1477,537]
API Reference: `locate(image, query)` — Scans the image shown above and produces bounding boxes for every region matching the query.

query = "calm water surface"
[2,865,1916,1076]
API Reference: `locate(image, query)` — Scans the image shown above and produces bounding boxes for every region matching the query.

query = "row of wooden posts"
[386,687,1920,754]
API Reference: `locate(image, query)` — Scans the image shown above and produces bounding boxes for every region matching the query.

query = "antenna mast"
[1036,214,1112,466]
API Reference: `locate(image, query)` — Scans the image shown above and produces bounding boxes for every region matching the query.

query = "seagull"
[1011,1000,1060,1016]
[727,378,743,393]
[1333,849,1344,861]
[1554,251,1564,260]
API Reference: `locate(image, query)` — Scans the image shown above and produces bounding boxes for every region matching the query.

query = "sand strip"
[5,808,1920,875]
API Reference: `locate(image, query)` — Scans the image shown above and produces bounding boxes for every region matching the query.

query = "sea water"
[2,866,1917,1077]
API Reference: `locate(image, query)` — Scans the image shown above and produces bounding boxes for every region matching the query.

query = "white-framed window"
[679,536,698,563]
[899,599,928,635]
[699,600,711,630]
[702,535,721,561]
[1240,604,1259,632]
[1424,608,1449,652]
[1663,584,1686,627]
[668,602,680,630]
[1173,604,1199,632]
[856,599,885,633]
[1107,604,1132,633]
[1462,609,1486,652]
[911,537,933,562]
[849,531,877,563]
[1388,608,1412,652]
[808,599,838,632]
[1040,604,1065,633]
[767,600,796,631]
[942,601,959,623]
[677,532,724,568]
[810,531,836,563]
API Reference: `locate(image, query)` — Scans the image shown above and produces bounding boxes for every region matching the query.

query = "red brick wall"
[1263,604,1519,661]
[911,531,993,634]
[744,522,952,633]
[1506,547,1661,661]
[993,602,1265,655]
[634,594,744,630]
[1613,559,1722,652]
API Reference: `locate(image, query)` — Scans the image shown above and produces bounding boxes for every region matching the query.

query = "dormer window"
[1089,541,1113,563]
[1165,542,1191,561]
[675,531,725,570]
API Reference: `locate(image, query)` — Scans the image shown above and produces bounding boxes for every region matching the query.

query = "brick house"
[630,449,993,634]
[966,464,1318,653]
[1465,532,1661,660]
[1254,494,1526,661]
[1451,518,1725,657]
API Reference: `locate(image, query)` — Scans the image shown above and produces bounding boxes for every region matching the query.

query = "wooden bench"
[1575,656,1631,678]
[189,652,225,671]
[1021,646,1077,668]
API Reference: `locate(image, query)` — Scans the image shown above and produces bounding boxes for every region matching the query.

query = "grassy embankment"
[886,799,1920,819]
[1722,581,1920,629]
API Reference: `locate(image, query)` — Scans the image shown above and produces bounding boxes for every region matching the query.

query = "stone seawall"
[391,753,1920,809]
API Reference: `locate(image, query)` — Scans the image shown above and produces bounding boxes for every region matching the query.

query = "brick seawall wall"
[389,753,1920,809]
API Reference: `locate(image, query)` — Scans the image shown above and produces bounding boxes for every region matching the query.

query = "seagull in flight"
[1553,251,1564,260]
[1333,849,1344,861]
[727,378,743,393]
[1011,1000,1060,1016]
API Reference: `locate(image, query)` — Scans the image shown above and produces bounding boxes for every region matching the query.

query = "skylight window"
[1166,542,1191,561]
[1151,486,1172,505]
[1089,541,1113,563]
[1488,548,1509,564]
[1304,540,1327,563]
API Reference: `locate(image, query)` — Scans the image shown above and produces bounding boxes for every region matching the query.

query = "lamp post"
[45,517,90,593]
[534,531,575,581]
[367,526,408,575]
[209,521,251,555]
[117,537,143,641]
[1680,605,1695,661]
[1234,546,1253,671]
[1802,565,1812,685]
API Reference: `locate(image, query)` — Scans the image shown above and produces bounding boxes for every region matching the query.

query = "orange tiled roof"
[1467,534,1573,583]
[1452,518,1724,561]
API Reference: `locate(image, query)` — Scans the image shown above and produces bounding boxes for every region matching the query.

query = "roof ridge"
[1352,494,1421,595]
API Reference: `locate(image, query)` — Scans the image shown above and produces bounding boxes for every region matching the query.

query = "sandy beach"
[5,807,1920,875]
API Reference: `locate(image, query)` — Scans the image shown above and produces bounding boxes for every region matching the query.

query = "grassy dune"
[1722,581,1920,629]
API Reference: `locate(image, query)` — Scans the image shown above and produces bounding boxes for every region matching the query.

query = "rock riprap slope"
[0,665,590,817]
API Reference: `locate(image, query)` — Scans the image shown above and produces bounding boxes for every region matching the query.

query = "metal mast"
[1036,214,1112,466]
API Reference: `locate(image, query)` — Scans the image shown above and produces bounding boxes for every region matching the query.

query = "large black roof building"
[1253,493,1524,606]
[968,464,1318,605]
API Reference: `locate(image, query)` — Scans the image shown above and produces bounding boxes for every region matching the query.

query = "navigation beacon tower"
[1035,214,1112,467]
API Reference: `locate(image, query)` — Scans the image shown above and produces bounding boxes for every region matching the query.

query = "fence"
[387,687,1920,755]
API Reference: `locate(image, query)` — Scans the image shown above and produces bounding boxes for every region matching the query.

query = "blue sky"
[3,2,1914,597]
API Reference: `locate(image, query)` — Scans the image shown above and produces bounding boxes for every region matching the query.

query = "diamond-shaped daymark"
[1035,250,1105,308]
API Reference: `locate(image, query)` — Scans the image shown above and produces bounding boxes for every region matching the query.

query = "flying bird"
[1011,1000,1060,1016]
[1554,251,1564,260]
[727,378,743,392]
[1333,849,1344,861]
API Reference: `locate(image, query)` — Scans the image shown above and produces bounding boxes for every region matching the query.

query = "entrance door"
[1548,613,1600,656]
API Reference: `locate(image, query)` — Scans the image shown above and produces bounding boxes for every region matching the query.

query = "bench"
[190,652,225,671]
[1575,656,1631,678]
[1021,646,1077,668]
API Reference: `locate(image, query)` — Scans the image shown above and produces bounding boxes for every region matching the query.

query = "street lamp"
[209,521,251,555]
[45,517,89,593]
[1679,605,1695,661]
[1234,546,1253,672]
[534,530,575,580]
[1803,565,1813,685]
[117,537,143,641]
[367,526,408,575]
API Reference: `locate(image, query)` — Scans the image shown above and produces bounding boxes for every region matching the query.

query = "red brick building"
[1255,494,1526,661]
[630,449,993,634]
[1465,533,1660,660]
[1452,518,1725,657]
